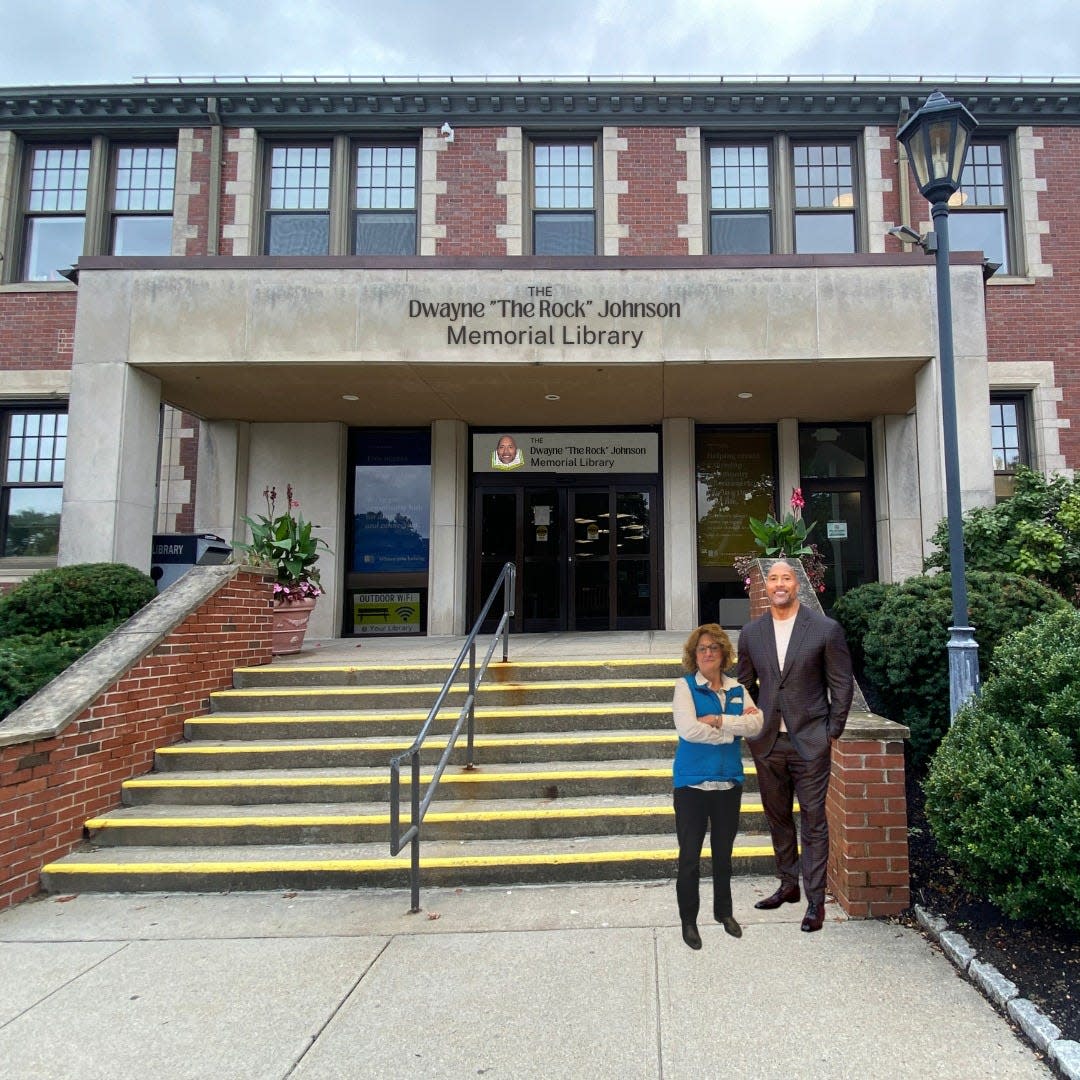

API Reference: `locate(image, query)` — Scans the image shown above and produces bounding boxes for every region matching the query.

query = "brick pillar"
[744,557,910,918]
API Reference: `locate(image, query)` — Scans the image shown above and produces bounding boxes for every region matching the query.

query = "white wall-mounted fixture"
[439,121,455,143]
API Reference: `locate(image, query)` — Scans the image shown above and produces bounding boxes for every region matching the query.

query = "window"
[354,144,417,255]
[989,394,1029,500]
[1,409,66,557]
[111,145,177,255]
[22,145,90,280]
[707,136,858,255]
[950,140,1010,274]
[265,143,332,255]
[792,141,856,254]
[709,144,771,254]
[532,141,596,255]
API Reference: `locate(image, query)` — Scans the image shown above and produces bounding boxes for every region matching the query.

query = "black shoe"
[720,916,742,938]
[754,884,801,910]
[682,923,702,950]
[800,902,824,932]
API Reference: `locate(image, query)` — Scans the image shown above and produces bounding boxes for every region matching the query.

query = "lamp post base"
[948,626,980,719]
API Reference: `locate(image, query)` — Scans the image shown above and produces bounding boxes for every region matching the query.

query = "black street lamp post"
[897,89,982,720]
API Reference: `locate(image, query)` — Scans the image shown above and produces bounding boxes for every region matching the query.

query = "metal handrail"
[389,561,516,912]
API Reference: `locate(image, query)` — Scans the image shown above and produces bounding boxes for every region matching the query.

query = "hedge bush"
[924,608,1080,930]
[831,580,894,677]
[0,563,157,719]
[862,570,1069,765]
[0,563,156,637]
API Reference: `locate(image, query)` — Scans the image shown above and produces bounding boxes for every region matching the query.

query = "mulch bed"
[899,768,1079,1044]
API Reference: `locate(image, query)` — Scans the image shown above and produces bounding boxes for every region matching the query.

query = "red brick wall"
[0,291,77,370]
[0,569,273,910]
[218,127,241,256]
[617,127,687,256]
[745,558,910,917]
[184,127,212,257]
[436,127,507,256]
[175,410,201,533]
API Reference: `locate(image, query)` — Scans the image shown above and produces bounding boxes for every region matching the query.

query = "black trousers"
[674,784,743,923]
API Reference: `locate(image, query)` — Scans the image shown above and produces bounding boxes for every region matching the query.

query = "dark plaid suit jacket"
[736,606,854,762]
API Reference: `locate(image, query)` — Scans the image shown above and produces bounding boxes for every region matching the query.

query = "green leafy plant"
[924,608,1080,930]
[748,487,818,558]
[233,484,331,603]
[860,570,1068,766]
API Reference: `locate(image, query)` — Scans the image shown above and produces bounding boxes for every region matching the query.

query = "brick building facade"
[0,77,1075,636]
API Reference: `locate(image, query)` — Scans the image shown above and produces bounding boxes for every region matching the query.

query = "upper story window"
[261,139,418,256]
[792,141,856,253]
[532,141,596,255]
[111,146,177,256]
[355,145,417,255]
[950,140,1010,274]
[1,408,66,558]
[15,141,177,281]
[708,136,858,255]
[709,144,771,254]
[22,145,90,281]
[990,393,1029,501]
[265,143,331,255]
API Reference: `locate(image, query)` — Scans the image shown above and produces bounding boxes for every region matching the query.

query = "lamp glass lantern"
[897,90,978,204]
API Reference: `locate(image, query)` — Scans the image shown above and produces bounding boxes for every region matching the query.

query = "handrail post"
[466,639,477,769]
[409,752,421,913]
[502,563,514,662]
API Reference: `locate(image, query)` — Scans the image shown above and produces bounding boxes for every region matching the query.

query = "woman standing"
[672,624,763,950]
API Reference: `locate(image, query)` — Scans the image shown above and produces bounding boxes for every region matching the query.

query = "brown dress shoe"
[800,901,825,932]
[754,884,801,910]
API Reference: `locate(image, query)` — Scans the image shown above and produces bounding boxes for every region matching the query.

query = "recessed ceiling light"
[342,394,359,401]
[545,393,560,401]
[737,392,753,400]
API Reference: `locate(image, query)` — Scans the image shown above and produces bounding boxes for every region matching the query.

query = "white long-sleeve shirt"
[672,672,763,745]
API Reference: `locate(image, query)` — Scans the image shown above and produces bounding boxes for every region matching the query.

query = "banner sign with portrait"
[473,431,658,474]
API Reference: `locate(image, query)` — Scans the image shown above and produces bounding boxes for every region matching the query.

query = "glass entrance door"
[473,483,657,632]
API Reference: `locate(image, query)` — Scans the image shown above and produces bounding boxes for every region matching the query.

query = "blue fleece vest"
[672,674,746,789]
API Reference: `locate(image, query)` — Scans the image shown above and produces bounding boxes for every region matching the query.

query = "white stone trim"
[0,369,71,397]
[419,127,448,256]
[863,126,893,254]
[0,130,15,273]
[222,128,256,256]
[496,127,523,256]
[676,127,703,255]
[171,129,202,255]
[989,360,1070,478]
[602,127,628,256]
[156,404,195,532]
[1014,126,1051,279]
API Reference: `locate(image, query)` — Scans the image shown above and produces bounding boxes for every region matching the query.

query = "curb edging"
[914,904,1080,1079]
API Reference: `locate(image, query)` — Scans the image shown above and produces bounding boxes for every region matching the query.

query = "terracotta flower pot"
[271,596,317,655]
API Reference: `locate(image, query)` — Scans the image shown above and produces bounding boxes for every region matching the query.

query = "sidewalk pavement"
[0,876,1049,1080]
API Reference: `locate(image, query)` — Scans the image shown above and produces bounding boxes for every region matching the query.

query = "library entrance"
[473,481,659,632]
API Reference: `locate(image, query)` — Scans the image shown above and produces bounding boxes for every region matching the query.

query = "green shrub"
[862,570,1069,766]
[924,608,1080,930]
[831,580,894,676]
[0,563,156,637]
[925,466,1080,602]
[0,624,117,718]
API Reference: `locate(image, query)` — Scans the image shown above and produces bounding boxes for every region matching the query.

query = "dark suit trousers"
[673,784,742,923]
[753,734,831,904]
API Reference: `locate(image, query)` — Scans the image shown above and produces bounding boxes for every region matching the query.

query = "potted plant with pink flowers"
[734,488,827,596]
[233,484,331,654]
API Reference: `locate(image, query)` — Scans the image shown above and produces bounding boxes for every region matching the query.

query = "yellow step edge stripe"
[213,679,674,698]
[234,658,683,675]
[43,847,775,876]
[85,803,781,830]
[187,704,672,723]
[158,734,677,755]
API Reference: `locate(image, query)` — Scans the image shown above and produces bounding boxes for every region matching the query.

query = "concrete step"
[42,833,778,893]
[233,657,685,688]
[155,730,687,771]
[86,795,792,847]
[185,702,674,740]
[210,678,676,713]
[121,759,760,805]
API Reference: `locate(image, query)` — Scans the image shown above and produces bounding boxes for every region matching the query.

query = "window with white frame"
[792,141,856,254]
[265,143,332,255]
[532,141,596,255]
[110,145,177,255]
[22,145,90,281]
[709,143,772,254]
[1,408,66,558]
[354,144,417,255]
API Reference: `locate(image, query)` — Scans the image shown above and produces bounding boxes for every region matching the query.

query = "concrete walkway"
[0,877,1048,1079]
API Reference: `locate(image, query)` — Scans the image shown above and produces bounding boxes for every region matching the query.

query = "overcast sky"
[2,0,1079,87]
